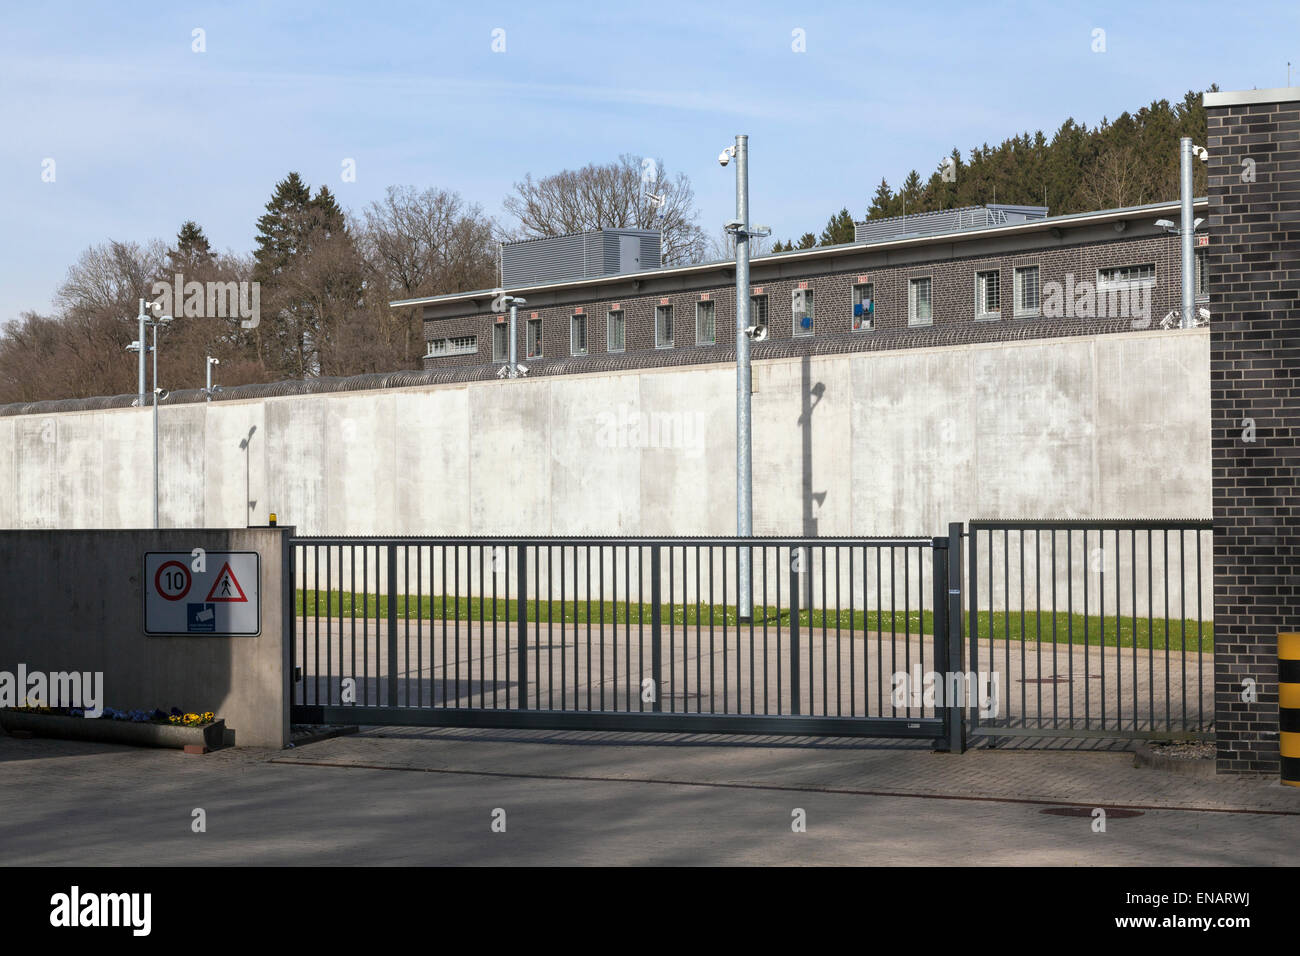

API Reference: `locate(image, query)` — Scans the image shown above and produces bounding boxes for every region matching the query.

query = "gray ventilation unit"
[501,228,662,286]
[853,204,1048,243]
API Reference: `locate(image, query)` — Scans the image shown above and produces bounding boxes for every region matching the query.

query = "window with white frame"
[492,323,508,363]
[1098,263,1156,289]
[792,288,815,337]
[851,283,874,331]
[696,300,715,345]
[749,295,769,335]
[908,277,932,326]
[975,270,1000,319]
[1014,265,1040,317]
[655,304,673,348]
[526,318,543,359]
[607,309,625,352]
[1195,248,1209,299]
[570,313,587,355]
[426,335,478,357]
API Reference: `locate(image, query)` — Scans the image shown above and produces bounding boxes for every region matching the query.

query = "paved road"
[0,727,1291,866]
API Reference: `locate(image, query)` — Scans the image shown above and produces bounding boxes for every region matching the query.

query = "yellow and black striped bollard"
[1282,632,1300,787]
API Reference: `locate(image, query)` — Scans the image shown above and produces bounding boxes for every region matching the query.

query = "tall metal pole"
[151,323,159,529]
[734,134,753,620]
[509,302,519,379]
[137,299,146,406]
[1180,136,1195,329]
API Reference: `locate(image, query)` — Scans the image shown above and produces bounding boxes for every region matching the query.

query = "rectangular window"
[655,304,673,348]
[607,309,625,352]
[570,313,587,356]
[492,323,508,363]
[975,270,1000,319]
[426,335,478,357]
[792,288,815,337]
[696,300,715,345]
[851,283,874,331]
[1195,248,1209,299]
[908,277,932,326]
[749,295,769,335]
[1098,263,1156,289]
[526,318,543,359]
[1014,265,1040,317]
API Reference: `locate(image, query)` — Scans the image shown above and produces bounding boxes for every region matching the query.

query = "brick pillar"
[1205,87,1300,774]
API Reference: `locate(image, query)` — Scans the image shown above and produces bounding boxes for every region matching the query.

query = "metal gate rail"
[288,534,964,749]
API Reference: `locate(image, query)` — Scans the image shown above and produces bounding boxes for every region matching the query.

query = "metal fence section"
[288,535,964,749]
[967,519,1213,742]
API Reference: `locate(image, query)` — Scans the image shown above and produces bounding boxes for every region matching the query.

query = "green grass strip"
[296,590,1212,652]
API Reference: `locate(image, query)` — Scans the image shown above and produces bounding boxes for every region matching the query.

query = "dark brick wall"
[422,232,1194,371]
[1206,91,1300,775]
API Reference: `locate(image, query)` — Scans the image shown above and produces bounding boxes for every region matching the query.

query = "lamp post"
[140,310,172,527]
[720,135,769,620]
[1156,138,1207,328]
[205,356,221,402]
[494,293,527,378]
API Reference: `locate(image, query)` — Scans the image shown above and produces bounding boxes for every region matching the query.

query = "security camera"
[745,324,768,342]
[718,149,732,167]
[1193,146,1209,162]
[516,363,530,376]
[1198,307,1211,321]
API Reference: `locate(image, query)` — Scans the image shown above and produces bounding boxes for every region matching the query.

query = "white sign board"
[144,551,261,636]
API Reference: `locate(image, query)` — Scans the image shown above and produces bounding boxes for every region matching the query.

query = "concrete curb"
[1133,741,1215,778]
[0,711,225,751]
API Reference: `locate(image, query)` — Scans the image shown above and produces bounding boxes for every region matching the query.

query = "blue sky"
[1,0,1295,320]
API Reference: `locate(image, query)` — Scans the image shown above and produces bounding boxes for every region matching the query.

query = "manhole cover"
[1039,806,1144,818]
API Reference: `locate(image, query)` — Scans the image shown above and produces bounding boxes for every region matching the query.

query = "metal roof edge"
[391,198,1206,310]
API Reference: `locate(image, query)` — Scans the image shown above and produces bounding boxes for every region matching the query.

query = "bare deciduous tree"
[359,186,498,368]
[503,153,708,265]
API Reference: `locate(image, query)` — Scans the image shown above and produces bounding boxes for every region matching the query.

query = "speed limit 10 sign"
[143,551,261,636]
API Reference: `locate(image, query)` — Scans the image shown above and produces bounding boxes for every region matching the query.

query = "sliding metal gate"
[967,519,1213,741]
[289,535,965,750]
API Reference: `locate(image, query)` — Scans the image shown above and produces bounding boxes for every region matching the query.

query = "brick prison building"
[396,200,1211,380]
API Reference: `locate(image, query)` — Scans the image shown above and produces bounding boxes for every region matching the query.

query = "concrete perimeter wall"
[0,328,1210,539]
[0,529,290,747]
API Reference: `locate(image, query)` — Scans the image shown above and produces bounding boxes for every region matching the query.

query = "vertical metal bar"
[932,537,949,750]
[1197,528,1204,732]
[552,545,558,711]
[947,523,966,752]
[1132,530,1138,732]
[967,530,978,736]
[695,546,701,715]
[454,545,460,710]
[1018,530,1025,725]
[761,546,768,714]
[516,543,527,710]
[387,544,398,708]
[362,546,369,706]
[493,544,499,709]
[600,545,607,712]
[312,544,320,705]
[790,546,801,717]
[650,544,662,713]
[403,545,409,707]
[1163,529,1170,730]
[350,545,357,710]
[1066,530,1074,728]
[821,546,828,717]
[1180,529,1187,731]
[720,545,728,713]
[290,544,299,706]
[847,545,854,718]
[478,545,484,708]
[441,545,448,707]
[587,545,593,712]
[670,546,681,712]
